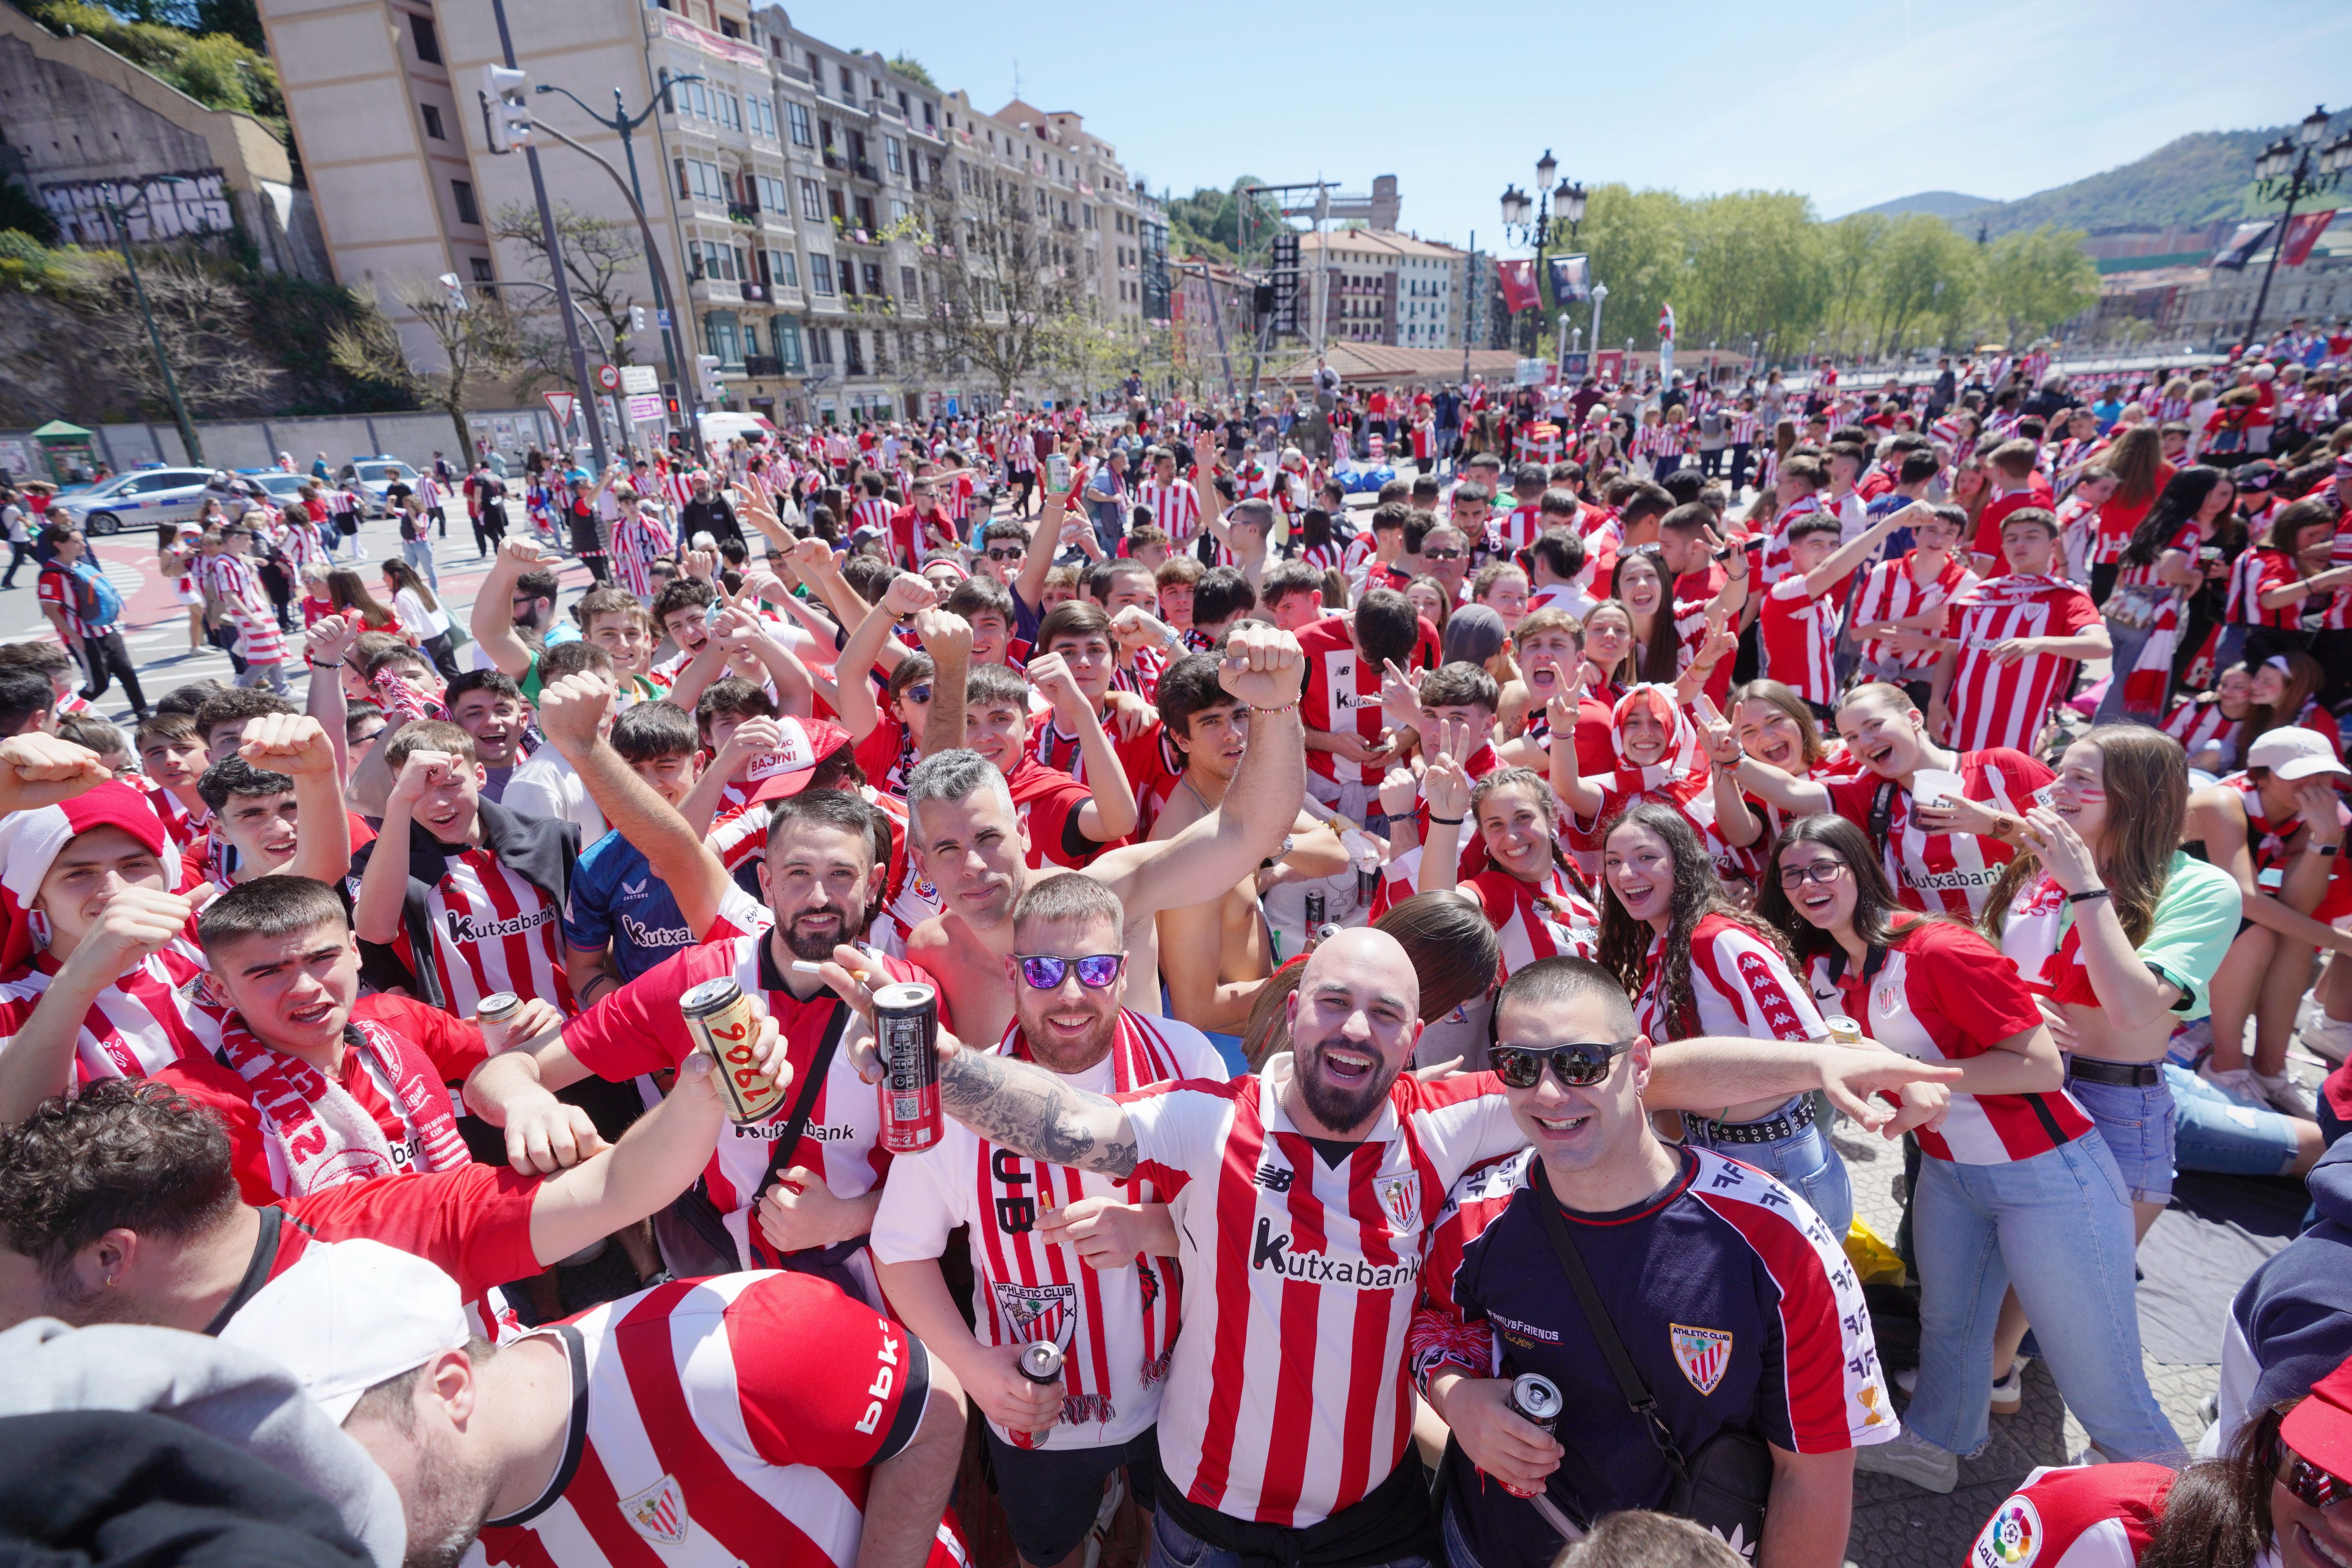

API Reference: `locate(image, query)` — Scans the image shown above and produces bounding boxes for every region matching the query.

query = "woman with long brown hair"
[2091,424,2172,603]
[2246,650,2340,757]
[381,555,457,676]
[326,566,401,636]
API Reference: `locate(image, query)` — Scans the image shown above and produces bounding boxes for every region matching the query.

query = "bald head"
[1285,928,1422,1136]
[1299,927,1421,1021]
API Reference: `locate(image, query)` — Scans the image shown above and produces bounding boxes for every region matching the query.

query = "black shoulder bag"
[1530,1162,1773,1555]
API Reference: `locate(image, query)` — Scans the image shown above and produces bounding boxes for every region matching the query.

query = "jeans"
[1906,1135,2184,1464]
[401,537,438,590]
[2065,1072,2176,1203]
[1680,1098,1854,1238]
[2166,1062,2301,1176]
[234,658,289,695]
[2,539,29,587]
[1147,1506,1430,1568]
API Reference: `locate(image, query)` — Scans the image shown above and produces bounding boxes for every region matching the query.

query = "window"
[470,257,494,282]
[854,195,875,231]
[889,198,909,225]
[420,103,445,140]
[808,322,833,364]
[900,265,918,300]
[839,64,854,96]
[769,249,799,287]
[776,316,805,372]
[756,175,789,214]
[408,13,441,63]
[1036,189,1048,216]
[717,15,741,37]
[838,257,855,294]
[706,311,742,366]
[787,101,812,146]
[862,262,883,297]
[885,137,902,175]
[958,163,972,195]
[451,180,479,226]
[809,255,835,295]
[798,177,823,221]
[749,98,776,139]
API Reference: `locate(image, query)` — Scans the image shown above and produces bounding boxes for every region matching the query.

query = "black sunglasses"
[2271,1435,2352,1510]
[1018,953,1123,990]
[903,683,933,705]
[1491,1039,1634,1089]
[1423,547,1463,560]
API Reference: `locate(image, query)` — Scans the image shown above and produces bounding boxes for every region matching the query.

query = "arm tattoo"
[938,1048,1140,1179]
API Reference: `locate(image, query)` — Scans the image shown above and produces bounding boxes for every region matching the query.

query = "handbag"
[1531,1162,1774,1556]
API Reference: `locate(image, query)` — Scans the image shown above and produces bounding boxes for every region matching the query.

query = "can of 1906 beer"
[1010,1339,1064,1450]
[683,976,787,1123]
[1823,1017,1863,1050]
[873,981,943,1152]
[1500,1373,1564,1497]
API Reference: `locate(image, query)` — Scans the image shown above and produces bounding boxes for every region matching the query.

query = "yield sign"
[543,391,579,429]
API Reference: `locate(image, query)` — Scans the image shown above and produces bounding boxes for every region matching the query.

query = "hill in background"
[1852,190,1997,221]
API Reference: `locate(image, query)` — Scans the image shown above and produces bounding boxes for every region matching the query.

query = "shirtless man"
[896,622,1309,1047]
[1146,651,1346,1033]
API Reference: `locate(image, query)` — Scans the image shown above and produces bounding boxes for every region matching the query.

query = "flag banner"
[2279,210,2338,268]
[1547,254,1592,304]
[1658,303,1676,343]
[1497,258,1540,314]
[2210,220,2277,270]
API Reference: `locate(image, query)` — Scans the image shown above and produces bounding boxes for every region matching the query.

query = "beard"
[1292,1033,1396,1136]
[400,1427,501,1568]
[1017,1002,1118,1074]
[781,893,871,961]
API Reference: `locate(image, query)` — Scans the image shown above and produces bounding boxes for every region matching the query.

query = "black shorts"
[982,1423,1160,1567]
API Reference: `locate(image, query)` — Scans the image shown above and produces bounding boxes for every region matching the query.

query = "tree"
[83,252,276,416]
[1975,225,2098,346]
[885,54,935,89]
[328,279,523,453]
[1679,190,1825,359]
[1867,213,1977,360]
[915,178,1088,409]
[1573,183,1685,350]
[488,202,638,393]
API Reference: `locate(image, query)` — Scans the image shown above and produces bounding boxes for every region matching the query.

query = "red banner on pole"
[2280,210,2338,268]
[1497,259,1539,314]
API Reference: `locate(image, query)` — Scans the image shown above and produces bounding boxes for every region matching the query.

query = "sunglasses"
[1018,953,1124,990]
[1777,860,1849,890]
[2273,1437,2352,1510]
[986,547,1025,561]
[1491,1039,1633,1089]
[1423,547,1463,561]
[903,684,933,705]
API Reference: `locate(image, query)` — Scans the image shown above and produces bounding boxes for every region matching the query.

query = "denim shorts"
[2166,1063,2301,1177]
[1679,1097,1854,1239]
[2064,1072,2176,1204]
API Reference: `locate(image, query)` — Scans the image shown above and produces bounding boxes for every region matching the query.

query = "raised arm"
[836,575,938,743]
[916,608,972,762]
[1097,623,1306,921]
[524,1050,728,1260]
[469,538,547,680]
[302,615,360,787]
[1543,685,1604,821]
[353,755,446,946]
[1028,652,1137,844]
[239,714,352,885]
[1011,489,1068,617]
[1692,694,1763,849]
[1732,751,1834,817]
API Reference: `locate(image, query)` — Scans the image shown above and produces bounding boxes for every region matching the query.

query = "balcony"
[775,61,812,86]
[727,199,759,225]
[874,100,905,122]
[686,274,742,304]
[850,158,882,184]
[743,354,785,378]
[821,149,845,171]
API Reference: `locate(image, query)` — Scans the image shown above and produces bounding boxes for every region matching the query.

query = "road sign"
[656,309,672,328]
[543,391,578,429]
[625,392,665,424]
[595,364,621,391]
[620,364,659,394]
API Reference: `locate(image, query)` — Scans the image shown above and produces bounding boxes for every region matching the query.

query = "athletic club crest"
[1373,1173,1420,1233]
[620,1473,689,1545]
[1670,1324,1733,1396]
[992,1280,1078,1350]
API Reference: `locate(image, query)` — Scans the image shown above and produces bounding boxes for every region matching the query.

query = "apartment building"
[1298,230,1467,352]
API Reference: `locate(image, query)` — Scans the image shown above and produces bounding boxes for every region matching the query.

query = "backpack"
[68,561,122,629]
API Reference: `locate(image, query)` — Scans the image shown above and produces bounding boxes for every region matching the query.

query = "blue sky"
[787,0,2351,246]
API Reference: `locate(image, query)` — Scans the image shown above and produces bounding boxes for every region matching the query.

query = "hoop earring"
[27,909,51,951]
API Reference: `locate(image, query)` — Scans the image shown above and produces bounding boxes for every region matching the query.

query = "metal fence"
[0,407,566,481]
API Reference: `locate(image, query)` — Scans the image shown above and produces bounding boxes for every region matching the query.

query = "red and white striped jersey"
[850,495,894,539]
[1461,866,1598,975]
[1941,574,2101,754]
[1811,917,2089,1164]
[870,1011,1224,1449]
[1823,749,2052,918]
[1297,615,1440,787]
[560,887,933,1291]
[1136,479,1202,541]
[1636,912,1822,1045]
[1760,576,1841,706]
[394,848,575,1018]
[2160,696,2242,765]
[1490,504,1543,555]
[473,1272,969,1568]
[1728,411,1762,445]
[1758,492,1822,588]
[1117,1068,1526,1528]
[0,946,219,1088]
[214,555,286,664]
[1850,551,1972,677]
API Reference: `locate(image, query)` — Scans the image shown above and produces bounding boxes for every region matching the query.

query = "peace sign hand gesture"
[1693,693,1742,766]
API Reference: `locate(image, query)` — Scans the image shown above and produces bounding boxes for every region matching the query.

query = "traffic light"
[695,353,722,397]
[630,304,648,335]
[482,65,533,153]
[436,272,468,312]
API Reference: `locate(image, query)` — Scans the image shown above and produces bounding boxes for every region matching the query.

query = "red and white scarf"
[1997,871,2095,1007]
[976,1010,1189,1431]
[216,1012,471,1196]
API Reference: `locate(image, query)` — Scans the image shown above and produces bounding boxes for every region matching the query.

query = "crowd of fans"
[1,331,2349,1568]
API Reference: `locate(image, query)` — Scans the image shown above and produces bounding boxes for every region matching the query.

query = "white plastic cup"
[1910,768,1964,809]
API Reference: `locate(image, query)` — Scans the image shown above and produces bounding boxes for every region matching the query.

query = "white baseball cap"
[218,1239,470,1422]
[2246,725,2352,781]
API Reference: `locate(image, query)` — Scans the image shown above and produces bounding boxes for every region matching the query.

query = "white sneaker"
[2198,1062,2265,1106]
[1855,1428,1960,1494]
[1990,1358,2028,1416]
[2299,1010,2352,1068]
[2255,1066,2317,1120]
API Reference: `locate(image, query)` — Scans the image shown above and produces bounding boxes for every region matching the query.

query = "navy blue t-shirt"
[1406,1146,1890,1566]
[562,829,699,983]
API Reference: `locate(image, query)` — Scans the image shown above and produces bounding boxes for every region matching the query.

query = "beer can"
[683,976,787,1124]
[1304,890,1327,928]
[475,991,524,1052]
[1823,1017,1863,1049]
[873,981,942,1152]
[1501,1373,1563,1499]
[1011,1339,1064,1450]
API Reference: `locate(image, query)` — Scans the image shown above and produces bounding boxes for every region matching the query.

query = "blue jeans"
[1680,1098,1854,1238]
[2166,1063,2300,1176]
[2065,1072,2176,1203]
[1147,1507,1430,1568]
[401,537,438,591]
[1906,1135,2184,1464]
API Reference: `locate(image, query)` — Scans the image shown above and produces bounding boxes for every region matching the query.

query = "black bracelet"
[2067,887,2112,904]
[1429,814,1465,826]
[312,658,343,668]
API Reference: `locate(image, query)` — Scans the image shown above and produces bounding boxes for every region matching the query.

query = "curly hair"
[0,1079,240,1285]
[1594,802,1782,1037]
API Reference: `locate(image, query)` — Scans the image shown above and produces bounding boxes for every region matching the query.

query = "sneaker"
[2198,1062,2265,1106]
[1989,1358,2028,1417]
[2255,1067,2317,1120]
[2300,1010,2352,1068]
[1855,1428,1959,1494]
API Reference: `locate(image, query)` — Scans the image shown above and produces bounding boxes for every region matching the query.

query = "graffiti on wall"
[39,170,233,246]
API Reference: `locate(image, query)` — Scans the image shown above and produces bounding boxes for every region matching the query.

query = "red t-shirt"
[268,1163,541,1307]
[1003,753,1103,867]
[1964,1465,2170,1568]
[1297,614,1442,786]
[1823,748,2052,918]
[1968,489,2042,562]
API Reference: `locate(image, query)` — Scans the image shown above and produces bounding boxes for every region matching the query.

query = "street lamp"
[2243,104,2346,347]
[1499,150,1583,356]
[96,176,203,465]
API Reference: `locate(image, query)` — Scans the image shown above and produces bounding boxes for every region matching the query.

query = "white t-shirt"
[392,586,450,641]
[502,746,607,839]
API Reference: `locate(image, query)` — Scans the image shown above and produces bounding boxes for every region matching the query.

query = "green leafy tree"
[1975,225,2098,345]
[1571,183,1685,350]
[885,54,935,89]
[1867,213,1978,360]
[1679,190,1824,358]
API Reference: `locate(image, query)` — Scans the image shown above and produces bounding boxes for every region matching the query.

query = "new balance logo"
[1253,1162,1293,1192]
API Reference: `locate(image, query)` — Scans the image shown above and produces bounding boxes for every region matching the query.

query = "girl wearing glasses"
[1760,814,2182,1492]
[1596,803,1850,1236]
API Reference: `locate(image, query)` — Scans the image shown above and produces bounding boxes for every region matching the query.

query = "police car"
[48,465,215,535]
[337,456,420,517]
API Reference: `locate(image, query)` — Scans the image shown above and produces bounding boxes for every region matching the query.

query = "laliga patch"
[620,1473,690,1545]
[1670,1324,1733,1396]
[1970,1495,2041,1566]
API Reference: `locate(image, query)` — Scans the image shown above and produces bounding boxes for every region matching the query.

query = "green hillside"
[1978,126,2290,236]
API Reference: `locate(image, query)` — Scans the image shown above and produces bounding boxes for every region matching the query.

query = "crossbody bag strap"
[763,1002,850,1188]
[1530,1161,1691,1481]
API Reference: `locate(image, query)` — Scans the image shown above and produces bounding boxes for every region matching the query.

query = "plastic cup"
[1910,768,1964,809]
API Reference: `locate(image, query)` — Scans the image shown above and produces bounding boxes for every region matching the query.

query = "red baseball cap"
[743,716,852,804]
[2282,1351,2352,1482]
